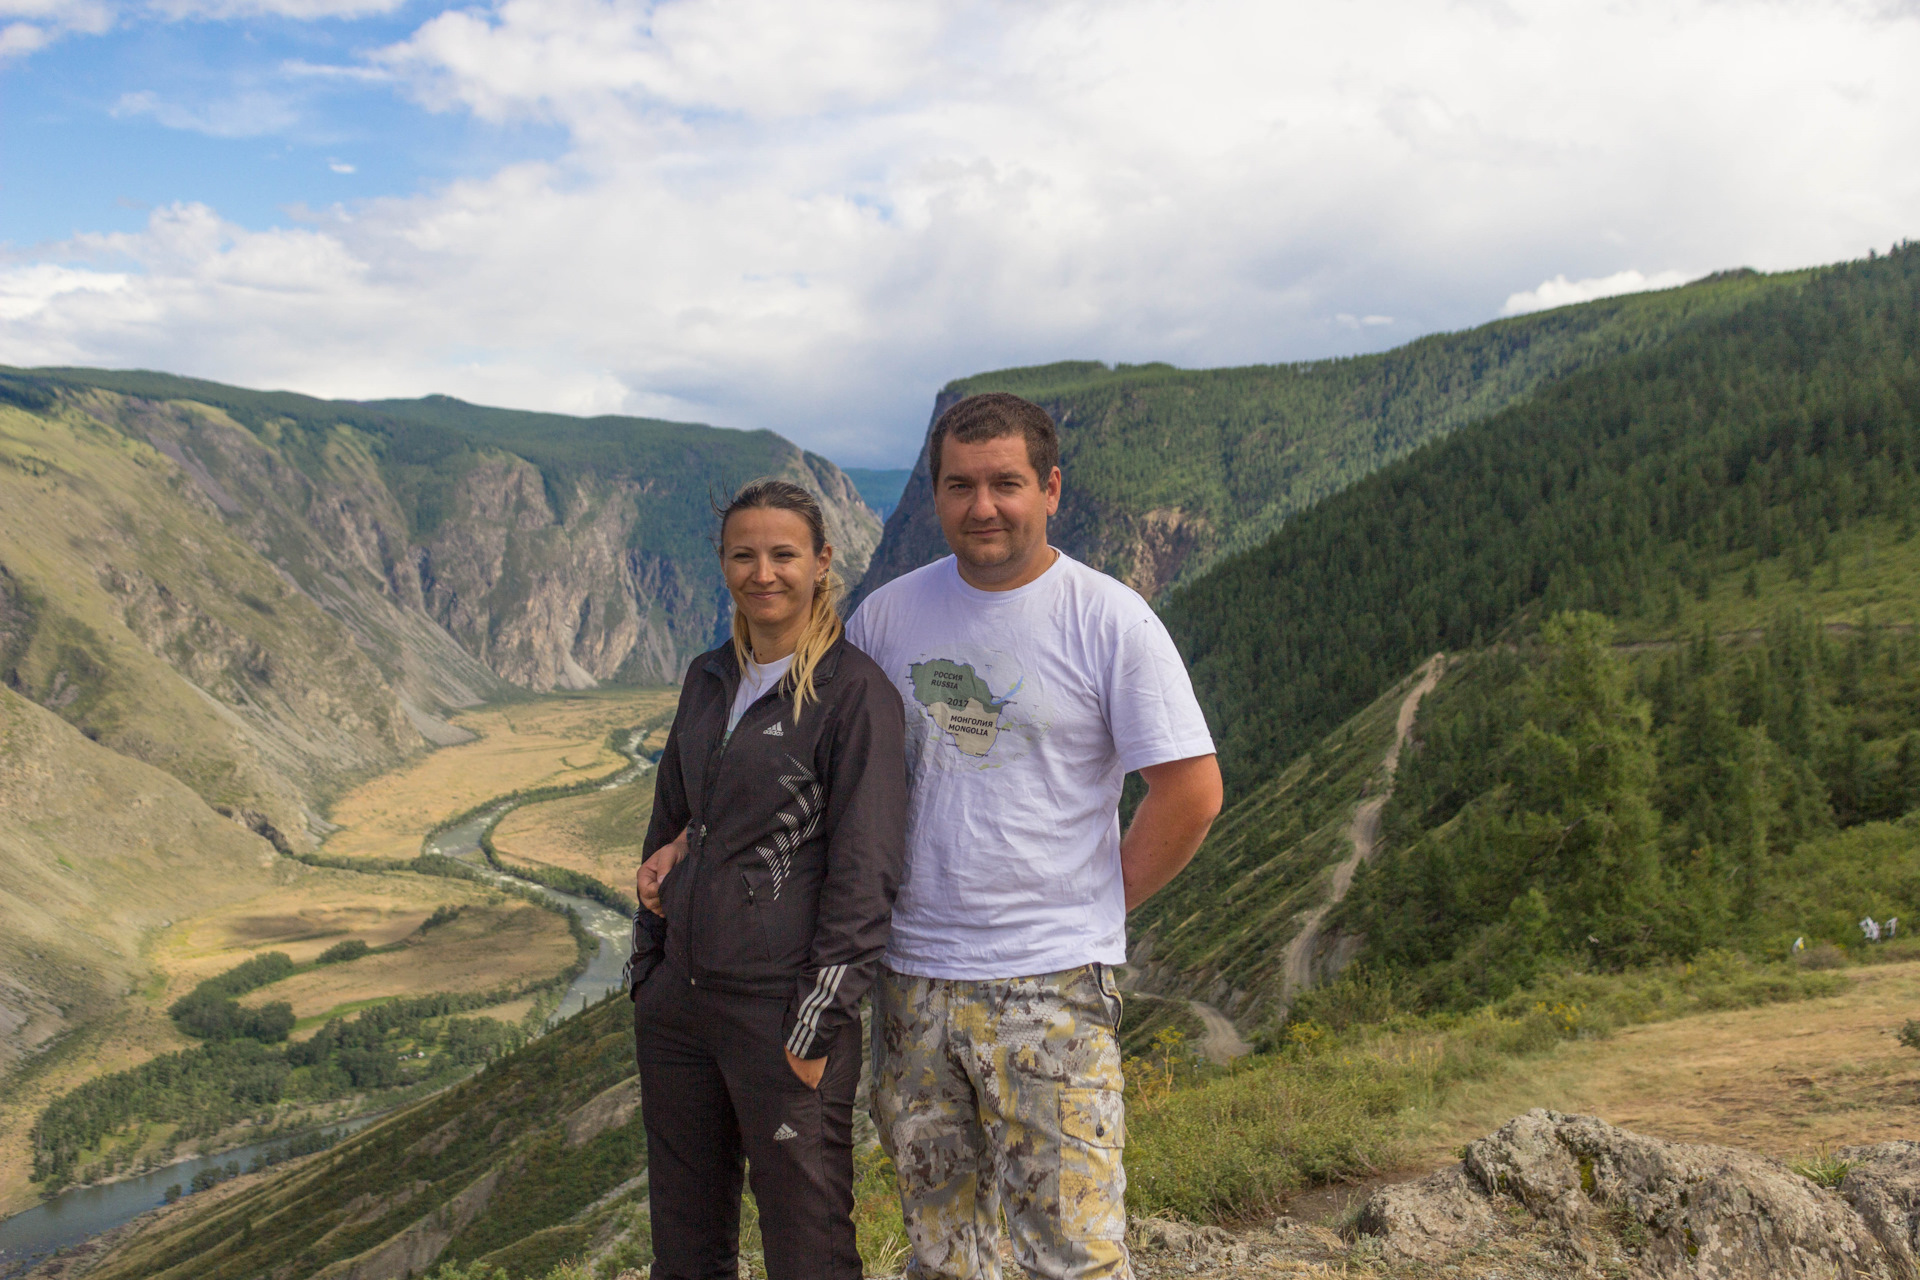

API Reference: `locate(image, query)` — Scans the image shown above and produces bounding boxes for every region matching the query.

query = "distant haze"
[2,1,1917,465]
[843,468,913,520]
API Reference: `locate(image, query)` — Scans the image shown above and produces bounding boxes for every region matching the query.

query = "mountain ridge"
[853,266,1801,607]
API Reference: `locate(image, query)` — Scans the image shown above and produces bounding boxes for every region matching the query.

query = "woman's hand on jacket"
[785,1049,827,1089]
[637,829,688,916]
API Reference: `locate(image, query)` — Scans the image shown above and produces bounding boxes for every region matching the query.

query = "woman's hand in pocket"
[637,829,688,916]
[785,1049,826,1090]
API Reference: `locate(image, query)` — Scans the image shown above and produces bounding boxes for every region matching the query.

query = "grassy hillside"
[1333,608,1920,1010]
[0,685,290,1214]
[0,393,425,848]
[857,266,1801,603]
[1166,244,1920,797]
[1112,244,1920,1046]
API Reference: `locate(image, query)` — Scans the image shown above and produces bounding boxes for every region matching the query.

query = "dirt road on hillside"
[1278,655,1445,1001]
[1189,1000,1253,1064]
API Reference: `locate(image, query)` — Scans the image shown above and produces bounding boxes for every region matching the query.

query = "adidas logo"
[772,1123,798,1141]
[762,722,784,736]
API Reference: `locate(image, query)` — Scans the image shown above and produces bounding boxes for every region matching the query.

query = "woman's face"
[722,506,832,646]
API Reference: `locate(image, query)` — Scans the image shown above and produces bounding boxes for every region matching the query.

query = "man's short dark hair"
[927,393,1060,485]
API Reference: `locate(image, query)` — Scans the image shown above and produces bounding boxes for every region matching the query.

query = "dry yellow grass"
[233,902,575,1024]
[491,774,655,891]
[318,688,675,862]
[1419,959,1920,1164]
[150,868,503,999]
[457,995,539,1027]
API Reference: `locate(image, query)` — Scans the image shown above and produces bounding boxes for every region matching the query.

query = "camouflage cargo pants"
[871,964,1130,1280]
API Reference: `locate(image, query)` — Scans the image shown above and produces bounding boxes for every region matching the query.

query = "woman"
[627,478,906,1280]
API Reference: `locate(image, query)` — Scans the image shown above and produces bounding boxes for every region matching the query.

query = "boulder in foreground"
[1360,1109,1916,1278]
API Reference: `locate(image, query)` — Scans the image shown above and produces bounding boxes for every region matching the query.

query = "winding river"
[420,800,639,1024]
[0,744,653,1274]
[0,1117,379,1275]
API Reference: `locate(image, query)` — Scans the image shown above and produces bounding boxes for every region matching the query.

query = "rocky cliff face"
[1,388,426,849]
[0,371,880,837]
[414,448,875,691]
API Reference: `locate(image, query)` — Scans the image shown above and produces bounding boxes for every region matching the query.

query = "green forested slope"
[1166,245,1920,797]
[857,266,1800,601]
[1326,606,1920,1011]
[81,996,644,1280]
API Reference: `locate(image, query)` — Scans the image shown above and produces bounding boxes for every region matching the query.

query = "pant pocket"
[1056,1086,1126,1242]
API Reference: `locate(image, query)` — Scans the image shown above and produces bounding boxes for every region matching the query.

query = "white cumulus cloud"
[0,0,110,58]
[0,263,133,322]
[1502,269,1697,316]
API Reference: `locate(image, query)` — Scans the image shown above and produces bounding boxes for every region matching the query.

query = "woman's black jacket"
[626,636,907,1059]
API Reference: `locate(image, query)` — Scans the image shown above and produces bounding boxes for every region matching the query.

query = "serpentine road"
[1278,654,1445,1000]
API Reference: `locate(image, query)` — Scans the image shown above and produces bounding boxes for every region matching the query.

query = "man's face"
[933,434,1061,582]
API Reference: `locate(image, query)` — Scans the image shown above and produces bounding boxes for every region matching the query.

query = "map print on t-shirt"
[909,658,1032,759]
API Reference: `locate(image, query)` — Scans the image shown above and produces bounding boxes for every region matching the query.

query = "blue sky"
[6,8,566,243]
[2,0,1918,466]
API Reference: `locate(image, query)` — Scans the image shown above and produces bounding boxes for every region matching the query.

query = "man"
[846,392,1223,1280]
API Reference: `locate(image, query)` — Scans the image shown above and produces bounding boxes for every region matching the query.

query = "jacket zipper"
[685,664,782,987]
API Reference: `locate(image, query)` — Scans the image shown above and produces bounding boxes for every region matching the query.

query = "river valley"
[0,714,660,1274]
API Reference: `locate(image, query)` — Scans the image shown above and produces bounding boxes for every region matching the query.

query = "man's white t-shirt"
[845,552,1215,979]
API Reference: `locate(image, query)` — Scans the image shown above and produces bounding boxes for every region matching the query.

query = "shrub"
[316,939,371,965]
[422,905,464,931]
[1790,1150,1855,1188]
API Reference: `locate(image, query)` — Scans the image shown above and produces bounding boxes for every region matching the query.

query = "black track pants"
[634,958,862,1280]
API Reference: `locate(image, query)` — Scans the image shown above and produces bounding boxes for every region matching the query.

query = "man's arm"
[1121,754,1223,911]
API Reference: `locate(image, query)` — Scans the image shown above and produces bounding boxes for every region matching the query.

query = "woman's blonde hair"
[720,478,843,723]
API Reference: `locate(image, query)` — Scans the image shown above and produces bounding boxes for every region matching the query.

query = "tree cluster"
[1339,607,1920,1008]
[167,952,299,1044]
[32,990,525,1187]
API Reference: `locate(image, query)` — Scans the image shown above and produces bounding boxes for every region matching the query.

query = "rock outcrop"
[1361,1110,1907,1278]
[1839,1142,1920,1275]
